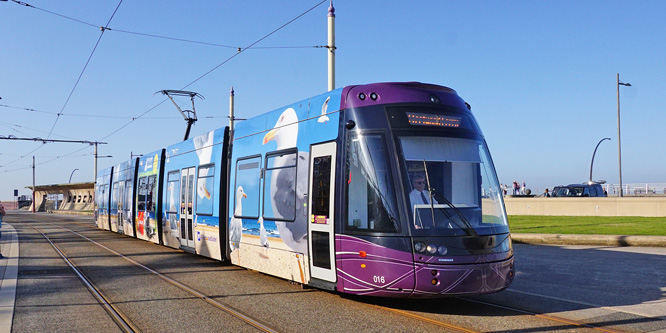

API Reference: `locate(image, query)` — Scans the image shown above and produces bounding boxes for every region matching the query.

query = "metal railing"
[603,183,666,196]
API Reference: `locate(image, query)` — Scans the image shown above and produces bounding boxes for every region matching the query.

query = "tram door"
[308,142,337,283]
[180,167,196,248]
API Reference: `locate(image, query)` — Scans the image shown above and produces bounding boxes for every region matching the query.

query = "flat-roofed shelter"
[26,182,95,212]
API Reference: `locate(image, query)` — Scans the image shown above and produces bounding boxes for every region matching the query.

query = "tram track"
[32,221,280,333]
[373,305,479,332]
[17,215,645,333]
[458,297,626,333]
[38,220,617,333]
[31,225,139,333]
[372,296,628,333]
[46,219,484,333]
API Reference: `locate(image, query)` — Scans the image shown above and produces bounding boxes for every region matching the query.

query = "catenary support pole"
[327,1,335,91]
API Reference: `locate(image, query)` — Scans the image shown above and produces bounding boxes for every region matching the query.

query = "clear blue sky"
[1,0,665,200]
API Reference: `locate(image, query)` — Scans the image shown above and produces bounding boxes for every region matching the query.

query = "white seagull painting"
[229,186,246,251]
[263,108,309,254]
[258,217,268,247]
[317,96,331,123]
[194,131,214,200]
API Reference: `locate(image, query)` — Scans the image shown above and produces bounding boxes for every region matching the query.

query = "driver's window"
[345,132,400,233]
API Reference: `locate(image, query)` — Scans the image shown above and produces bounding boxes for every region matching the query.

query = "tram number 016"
[373,275,385,284]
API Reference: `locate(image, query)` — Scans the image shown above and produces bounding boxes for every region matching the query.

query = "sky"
[1,0,665,200]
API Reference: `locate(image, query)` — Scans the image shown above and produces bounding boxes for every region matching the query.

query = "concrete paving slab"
[0,224,19,333]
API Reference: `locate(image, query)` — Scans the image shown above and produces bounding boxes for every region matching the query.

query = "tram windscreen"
[400,136,508,236]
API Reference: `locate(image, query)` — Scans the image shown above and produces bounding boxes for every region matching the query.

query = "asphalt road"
[3,212,666,332]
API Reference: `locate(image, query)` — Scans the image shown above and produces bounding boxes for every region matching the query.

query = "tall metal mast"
[327,1,336,91]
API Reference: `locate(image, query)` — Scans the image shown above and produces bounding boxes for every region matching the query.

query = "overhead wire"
[2,0,328,173]
[0,119,77,140]
[4,0,323,128]
[103,28,326,50]
[45,0,124,139]
[98,0,327,141]
[1,0,124,170]
[8,0,326,50]
[0,104,191,119]
[10,0,98,29]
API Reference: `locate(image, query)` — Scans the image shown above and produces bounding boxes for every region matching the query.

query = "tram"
[95,82,514,297]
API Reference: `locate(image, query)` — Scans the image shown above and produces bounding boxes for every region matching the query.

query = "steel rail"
[31,226,139,333]
[52,223,279,333]
[375,304,479,332]
[459,297,626,333]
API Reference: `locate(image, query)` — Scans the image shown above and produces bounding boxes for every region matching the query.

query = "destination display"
[406,112,461,127]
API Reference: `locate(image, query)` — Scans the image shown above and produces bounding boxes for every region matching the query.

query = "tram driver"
[409,173,440,226]
[409,173,438,206]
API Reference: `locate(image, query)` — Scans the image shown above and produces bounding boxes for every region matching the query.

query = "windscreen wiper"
[422,161,437,229]
[433,191,478,237]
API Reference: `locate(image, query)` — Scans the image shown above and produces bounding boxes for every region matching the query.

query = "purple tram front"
[333,83,513,297]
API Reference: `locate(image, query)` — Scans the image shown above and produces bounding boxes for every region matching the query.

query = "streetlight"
[589,138,610,184]
[617,73,631,197]
[69,168,79,183]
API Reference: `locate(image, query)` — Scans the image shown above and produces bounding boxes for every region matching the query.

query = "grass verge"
[508,215,666,236]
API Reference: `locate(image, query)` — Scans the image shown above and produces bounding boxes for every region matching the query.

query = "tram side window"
[312,155,332,218]
[111,183,119,210]
[264,151,297,221]
[101,185,108,210]
[196,164,215,215]
[234,156,261,219]
[96,189,101,209]
[137,177,147,211]
[345,133,400,233]
[166,171,180,213]
[124,180,133,212]
[147,175,157,212]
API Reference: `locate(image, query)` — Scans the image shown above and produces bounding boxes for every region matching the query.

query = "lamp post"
[589,138,610,184]
[69,168,79,183]
[617,73,631,197]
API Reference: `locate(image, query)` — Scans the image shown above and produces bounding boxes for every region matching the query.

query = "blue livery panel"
[109,159,137,235]
[95,166,114,231]
[228,89,342,281]
[164,128,225,260]
[136,149,164,244]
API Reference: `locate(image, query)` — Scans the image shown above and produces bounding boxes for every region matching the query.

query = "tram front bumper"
[411,256,514,297]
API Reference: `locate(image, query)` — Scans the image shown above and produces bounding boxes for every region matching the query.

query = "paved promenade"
[0,223,18,333]
[0,214,664,331]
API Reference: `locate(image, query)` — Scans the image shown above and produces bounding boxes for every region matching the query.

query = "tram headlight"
[414,242,426,253]
[426,244,437,254]
[437,246,448,255]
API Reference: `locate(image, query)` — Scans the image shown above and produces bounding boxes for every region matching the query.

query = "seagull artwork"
[263,108,309,254]
[194,131,214,200]
[229,186,246,251]
[317,96,331,123]
[258,217,268,247]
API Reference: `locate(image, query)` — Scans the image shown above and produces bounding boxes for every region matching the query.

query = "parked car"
[551,182,607,197]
